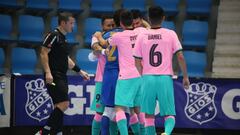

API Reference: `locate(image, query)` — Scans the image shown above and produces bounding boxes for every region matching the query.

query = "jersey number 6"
[149,44,162,67]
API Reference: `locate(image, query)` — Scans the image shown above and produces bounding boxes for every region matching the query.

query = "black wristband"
[72,65,81,73]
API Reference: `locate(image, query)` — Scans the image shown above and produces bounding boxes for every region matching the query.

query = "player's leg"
[101,107,118,135]
[115,79,131,135]
[92,112,103,135]
[91,82,105,135]
[138,112,145,135]
[115,77,142,135]
[157,76,176,135]
[132,77,145,135]
[115,106,129,135]
[141,75,158,135]
[145,114,155,135]
[163,116,175,135]
[101,69,119,135]
[129,108,140,135]
[101,107,111,135]
[109,117,118,135]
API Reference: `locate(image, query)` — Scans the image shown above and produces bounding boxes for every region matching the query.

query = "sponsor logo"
[221,89,240,120]
[184,82,217,124]
[25,79,53,122]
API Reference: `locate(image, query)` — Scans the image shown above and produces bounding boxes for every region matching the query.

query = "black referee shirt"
[42,28,70,74]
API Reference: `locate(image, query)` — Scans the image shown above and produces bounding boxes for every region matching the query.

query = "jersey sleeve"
[42,32,57,48]
[133,33,143,59]
[91,36,99,47]
[108,34,118,46]
[171,30,183,54]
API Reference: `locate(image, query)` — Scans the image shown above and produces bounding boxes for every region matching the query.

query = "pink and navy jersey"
[108,29,141,80]
[94,54,106,82]
[133,28,182,75]
[91,36,106,82]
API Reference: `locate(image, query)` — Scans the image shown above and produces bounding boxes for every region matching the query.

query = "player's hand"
[183,77,190,90]
[79,70,90,80]
[45,72,53,84]
[93,31,102,39]
[105,48,110,56]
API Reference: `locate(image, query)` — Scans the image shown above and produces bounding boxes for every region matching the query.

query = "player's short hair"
[101,15,113,25]
[113,9,125,27]
[120,10,133,27]
[131,9,142,19]
[148,6,165,26]
[58,12,74,25]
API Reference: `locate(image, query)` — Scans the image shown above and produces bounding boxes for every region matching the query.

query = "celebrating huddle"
[89,6,190,135]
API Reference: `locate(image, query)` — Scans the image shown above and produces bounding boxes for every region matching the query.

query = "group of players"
[89,6,190,135]
[36,5,189,135]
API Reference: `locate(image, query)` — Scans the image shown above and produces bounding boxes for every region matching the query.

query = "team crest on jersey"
[184,82,217,125]
[25,79,53,122]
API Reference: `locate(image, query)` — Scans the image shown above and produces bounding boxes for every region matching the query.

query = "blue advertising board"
[14,75,95,126]
[13,75,240,129]
[157,78,240,130]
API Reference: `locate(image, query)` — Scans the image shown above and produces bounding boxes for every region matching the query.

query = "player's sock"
[92,113,102,135]
[101,115,110,135]
[54,123,63,135]
[145,118,155,135]
[55,111,64,135]
[116,110,128,135]
[109,119,118,135]
[42,107,63,135]
[164,116,175,135]
[138,113,146,135]
[129,113,140,134]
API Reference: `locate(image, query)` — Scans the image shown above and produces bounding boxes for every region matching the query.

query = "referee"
[36,12,89,135]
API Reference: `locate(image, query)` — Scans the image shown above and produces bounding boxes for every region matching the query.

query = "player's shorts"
[101,68,119,107]
[90,82,105,113]
[46,72,69,104]
[115,77,142,107]
[141,75,176,116]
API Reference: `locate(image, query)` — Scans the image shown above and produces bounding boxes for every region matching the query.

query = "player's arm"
[142,19,151,29]
[176,51,190,89]
[94,31,109,47]
[68,57,90,80]
[92,42,108,55]
[91,36,108,56]
[40,46,52,84]
[134,58,143,75]
[133,33,144,75]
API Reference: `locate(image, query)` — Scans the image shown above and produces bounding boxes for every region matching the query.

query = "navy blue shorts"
[101,68,118,107]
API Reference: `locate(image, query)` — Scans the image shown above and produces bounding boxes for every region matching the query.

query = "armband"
[72,65,81,72]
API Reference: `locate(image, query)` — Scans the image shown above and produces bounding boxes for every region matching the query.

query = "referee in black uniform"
[37,12,89,135]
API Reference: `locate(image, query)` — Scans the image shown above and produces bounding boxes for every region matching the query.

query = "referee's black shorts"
[45,72,69,104]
